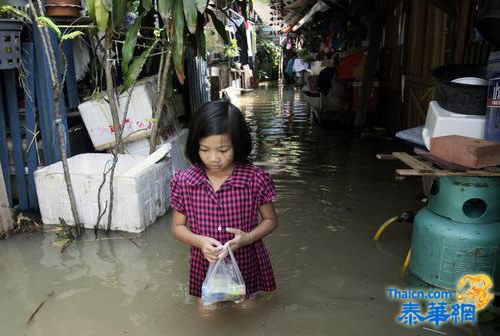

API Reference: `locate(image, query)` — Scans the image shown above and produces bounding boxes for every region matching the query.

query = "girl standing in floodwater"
[170,100,278,307]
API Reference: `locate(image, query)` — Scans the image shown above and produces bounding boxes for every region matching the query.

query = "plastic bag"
[201,243,246,306]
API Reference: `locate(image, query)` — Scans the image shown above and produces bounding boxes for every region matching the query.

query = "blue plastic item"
[485,51,500,142]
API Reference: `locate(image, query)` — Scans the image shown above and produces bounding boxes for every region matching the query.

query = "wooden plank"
[453,0,470,64]
[23,43,39,209]
[408,0,427,76]
[407,1,418,75]
[49,31,71,159]
[62,40,79,109]
[3,70,29,210]
[422,4,435,78]
[0,163,13,234]
[392,152,436,171]
[376,154,396,160]
[413,147,470,171]
[405,74,434,87]
[396,169,500,177]
[34,28,56,165]
[427,0,458,18]
[408,87,427,123]
[432,9,445,69]
[0,81,13,206]
[415,0,427,76]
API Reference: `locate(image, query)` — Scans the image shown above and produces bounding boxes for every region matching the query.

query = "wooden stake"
[0,166,13,235]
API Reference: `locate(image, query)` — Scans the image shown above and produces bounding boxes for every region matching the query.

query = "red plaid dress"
[170,162,277,297]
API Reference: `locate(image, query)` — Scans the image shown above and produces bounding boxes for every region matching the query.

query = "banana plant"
[86,0,233,156]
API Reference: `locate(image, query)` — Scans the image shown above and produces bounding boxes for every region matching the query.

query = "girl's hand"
[198,236,223,263]
[220,228,251,259]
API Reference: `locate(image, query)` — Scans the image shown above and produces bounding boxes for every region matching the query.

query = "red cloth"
[336,51,364,79]
[170,163,277,297]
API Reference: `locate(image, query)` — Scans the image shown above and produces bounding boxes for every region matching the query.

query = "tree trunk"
[104,26,124,154]
[54,85,82,238]
[29,0,82,238]
[149,45,173,154]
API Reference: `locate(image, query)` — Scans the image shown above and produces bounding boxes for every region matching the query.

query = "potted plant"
[223,38,240,69]
[0,4,26,69]
[45,0,81,17]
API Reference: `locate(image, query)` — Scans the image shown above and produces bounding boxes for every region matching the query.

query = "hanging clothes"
[236,23,249,66]
[246,22,255,70]
[285,58,295,76]
[292,58,309,73]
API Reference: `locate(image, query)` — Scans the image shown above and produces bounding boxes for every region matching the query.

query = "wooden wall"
[379,0,493,132]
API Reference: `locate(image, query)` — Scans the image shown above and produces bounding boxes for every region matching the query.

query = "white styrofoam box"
[34,144,173,233]
[310,61,324,76]
[210,67,220,77]
[165,129,190,174]
[78,84,153,151]
[422,101,485,150]
[124,138,166,156]
[124,138,151,156]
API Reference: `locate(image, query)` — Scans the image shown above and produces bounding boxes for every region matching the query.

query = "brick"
[430,135,500,169]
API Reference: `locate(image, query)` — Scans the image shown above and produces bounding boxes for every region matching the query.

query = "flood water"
[0,87,479,335]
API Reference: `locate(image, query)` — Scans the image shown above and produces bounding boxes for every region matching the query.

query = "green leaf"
[206,9,228,44]
[95,0,109,32]
[101,0,113,12]
[196,0,207,13]
[122,41,158,92]
[0,5,31,22]
[172,0,185,83]
[121,12,145,74]
[86,0,96,20]
[112,0,127,27]
[61,31,84,42]
[142,0,152,10]
[183,0,197,34]
[158,0,173,21]
[36,17,61,38]
[173,42,184,84]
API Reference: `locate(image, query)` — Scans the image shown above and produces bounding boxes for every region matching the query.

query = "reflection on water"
[0,87,472,335]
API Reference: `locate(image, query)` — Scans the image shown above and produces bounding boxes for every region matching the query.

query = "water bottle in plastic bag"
[201,243,246,306]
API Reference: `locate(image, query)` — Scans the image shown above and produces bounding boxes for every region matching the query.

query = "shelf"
[377,152,500,177]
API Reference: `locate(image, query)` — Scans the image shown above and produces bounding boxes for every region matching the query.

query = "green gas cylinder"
[409,177,500,294]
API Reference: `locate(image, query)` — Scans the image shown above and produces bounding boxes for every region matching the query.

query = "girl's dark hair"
[185,100,252,166]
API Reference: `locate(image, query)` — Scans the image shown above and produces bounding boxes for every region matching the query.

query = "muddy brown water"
[0,87,474,335]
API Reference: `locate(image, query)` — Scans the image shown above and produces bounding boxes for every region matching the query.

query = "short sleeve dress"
[169,162,277,297]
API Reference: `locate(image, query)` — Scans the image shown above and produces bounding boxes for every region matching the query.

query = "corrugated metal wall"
[185,47,210,116]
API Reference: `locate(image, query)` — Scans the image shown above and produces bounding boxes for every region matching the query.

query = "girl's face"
[199,134,234,174]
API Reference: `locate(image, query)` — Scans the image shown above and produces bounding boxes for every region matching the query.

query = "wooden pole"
[0,163,13,235]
